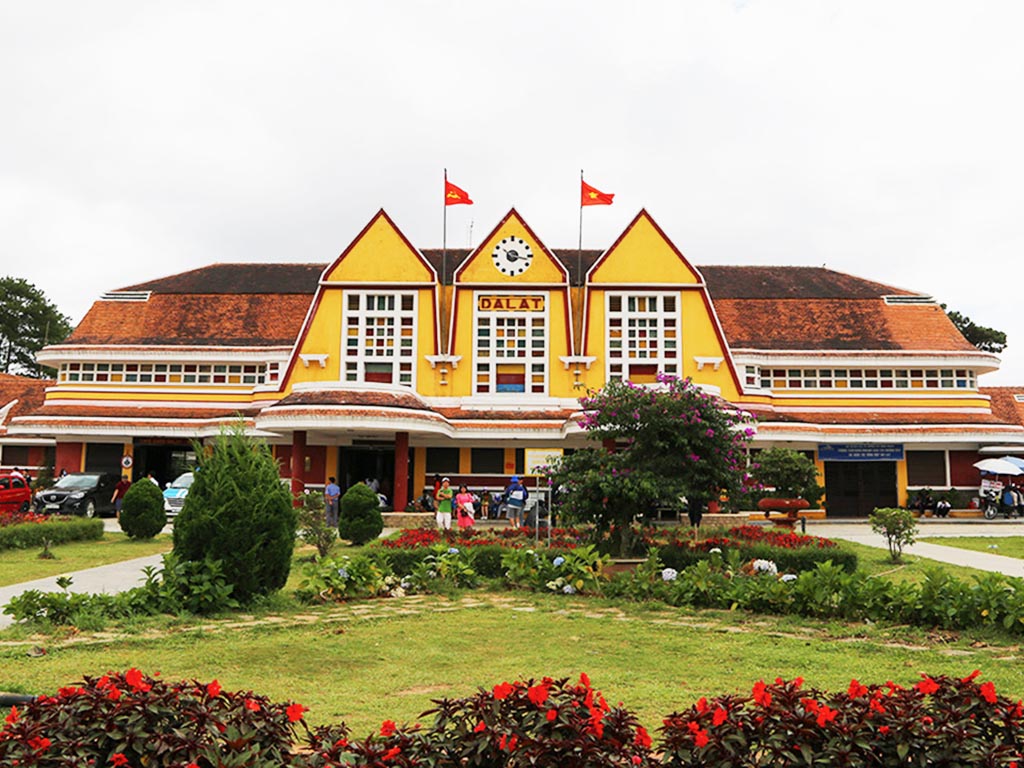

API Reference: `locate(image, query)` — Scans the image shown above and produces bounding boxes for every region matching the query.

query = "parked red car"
[0,472,32,513]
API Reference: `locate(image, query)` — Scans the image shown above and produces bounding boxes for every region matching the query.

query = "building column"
[393,431,410,512]
[290,430,307,505]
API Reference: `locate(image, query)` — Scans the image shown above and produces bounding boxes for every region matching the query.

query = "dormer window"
[606,292,680,383]
[342,292,416,386]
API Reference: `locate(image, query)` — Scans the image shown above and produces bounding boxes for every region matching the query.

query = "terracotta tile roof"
[699,266,915,299]
[259,406,447,425]
[0,374,51,419]
[982,387,1024,427]
[438,408,578,421]
[271,389,430,411]
[19,405,260,420]
[63,261,976,354]
[713,299,976,351]
[66,294,312,347]
[121,263,323,294]
[761,410,1009,426]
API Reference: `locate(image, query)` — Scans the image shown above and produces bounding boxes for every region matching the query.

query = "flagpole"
[442,168,448,291]
[577,169,584,287]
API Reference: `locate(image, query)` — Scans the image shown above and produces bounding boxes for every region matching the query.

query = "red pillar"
[393,431,409,512]
[290,430,306,504]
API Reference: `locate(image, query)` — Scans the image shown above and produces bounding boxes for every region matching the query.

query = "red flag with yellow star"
[581,179,614,206]
[444,180,473,206]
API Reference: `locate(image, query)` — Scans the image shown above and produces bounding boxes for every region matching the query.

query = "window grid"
[606,293,680,383]
[58,361,271,386]
[343,292,416,387]
[474,293,547,395]
[743,365,976,391]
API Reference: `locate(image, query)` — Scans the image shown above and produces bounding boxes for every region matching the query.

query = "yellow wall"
[591,211,702,284]
[457,211,566,285]
[582,209,744,399]
[324,212,433,284]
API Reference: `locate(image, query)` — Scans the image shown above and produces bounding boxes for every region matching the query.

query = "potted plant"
[750,448,825,528]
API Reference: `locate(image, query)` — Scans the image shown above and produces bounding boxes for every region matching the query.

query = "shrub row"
[2,670,1021,767]
[3,554,239,628]
[608,556,1024,636]
[656,540,858,574]
[0,517,103,551]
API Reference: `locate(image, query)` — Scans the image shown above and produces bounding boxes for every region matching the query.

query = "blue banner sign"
[818,444,904,462]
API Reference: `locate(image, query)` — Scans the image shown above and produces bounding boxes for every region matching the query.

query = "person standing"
[455,484,475,529]
[436,477,454,531]
[324,476,341,527]
[504,475,528,529]
[111,474,132,518]
[146,471,159,487]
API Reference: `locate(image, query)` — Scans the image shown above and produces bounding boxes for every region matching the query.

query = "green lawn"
[919,536,1024,560]
[2,534,1021,738]
[2,590,1022,736]
[0,533,172,586]
[833,539,991,582]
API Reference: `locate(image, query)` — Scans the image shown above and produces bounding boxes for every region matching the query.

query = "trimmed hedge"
[370,543,510,579]
[0,517,103,551]
[657,541,857,574]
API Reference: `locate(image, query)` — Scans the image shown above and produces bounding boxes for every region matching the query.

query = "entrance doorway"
[337,445,415,510]
[824,461,898,517]
[133,444,196,488]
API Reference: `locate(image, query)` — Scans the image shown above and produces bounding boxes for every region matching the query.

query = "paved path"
[809,518,1024,578]
[4,518,1024,631]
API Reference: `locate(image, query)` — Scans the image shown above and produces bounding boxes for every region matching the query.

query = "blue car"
[163,472,194,517]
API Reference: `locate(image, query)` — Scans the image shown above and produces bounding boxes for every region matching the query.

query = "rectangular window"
[907,450,947,487]
[474,292,547,395]
[605,292,681,383]
[57,362,274,387]
[342,292,417,387]
[471,448,505,474]
[749,366,978,392]
[425,447,460,474]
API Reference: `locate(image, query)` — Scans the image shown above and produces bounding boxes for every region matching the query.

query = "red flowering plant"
[421,674,653,768]
[0,670,306,767]
[302,674,654,768]
[659,672,1024,767]
[0,509,50,527]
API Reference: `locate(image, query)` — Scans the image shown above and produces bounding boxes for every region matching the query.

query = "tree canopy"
[0,277,73,378]
[545,375,754,555]
[943,305,1007,354]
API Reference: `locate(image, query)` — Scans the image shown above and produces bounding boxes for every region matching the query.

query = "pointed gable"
[455,209,568,284]
[324,209,435,283]
[588,209,702,284]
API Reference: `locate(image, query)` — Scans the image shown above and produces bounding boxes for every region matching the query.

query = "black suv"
[34,473,119,517]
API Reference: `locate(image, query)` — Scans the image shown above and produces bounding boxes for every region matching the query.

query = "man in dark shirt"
[112,474,132,518]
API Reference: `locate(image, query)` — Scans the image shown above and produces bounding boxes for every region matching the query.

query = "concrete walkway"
[3,518,1024,631]
[809,518,1024,578]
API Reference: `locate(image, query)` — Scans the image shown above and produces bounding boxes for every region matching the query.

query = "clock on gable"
[491,236,533,276]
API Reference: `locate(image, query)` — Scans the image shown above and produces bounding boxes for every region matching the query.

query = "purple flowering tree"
[545,375,754,556]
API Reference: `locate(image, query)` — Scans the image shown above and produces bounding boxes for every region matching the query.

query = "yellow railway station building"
[4,208,1023,516]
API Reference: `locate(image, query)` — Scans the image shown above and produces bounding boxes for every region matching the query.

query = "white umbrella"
[1000,456,1024,471]
[974,458,1024,476]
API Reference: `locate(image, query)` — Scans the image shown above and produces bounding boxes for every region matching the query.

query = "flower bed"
[0,509,50,527]
[3,670,1022,766]
[651,525,857,575]
[378,526,586,550]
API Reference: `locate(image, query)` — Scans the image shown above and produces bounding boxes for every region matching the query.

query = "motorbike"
[981,488,1020,520]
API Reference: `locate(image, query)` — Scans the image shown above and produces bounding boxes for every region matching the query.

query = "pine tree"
[172,422,297,603]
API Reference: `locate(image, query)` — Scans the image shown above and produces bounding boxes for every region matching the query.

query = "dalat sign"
[477,295,545,312]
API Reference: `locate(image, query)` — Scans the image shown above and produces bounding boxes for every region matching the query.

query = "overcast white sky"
[2,1,1022,383]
